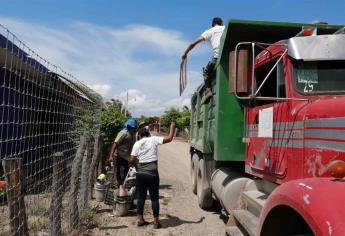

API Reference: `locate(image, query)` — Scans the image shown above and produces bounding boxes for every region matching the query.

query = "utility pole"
[120,90,128,115]
[124,90,128,116]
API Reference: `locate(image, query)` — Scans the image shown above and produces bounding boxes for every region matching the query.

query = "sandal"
[137,221,150,227]
[153,222,162,229]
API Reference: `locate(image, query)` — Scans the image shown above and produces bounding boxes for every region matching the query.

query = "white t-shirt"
[131,136,164,163]
[201,25,225,58]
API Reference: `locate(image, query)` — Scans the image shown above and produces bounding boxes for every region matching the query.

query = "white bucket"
[94,183,106,202]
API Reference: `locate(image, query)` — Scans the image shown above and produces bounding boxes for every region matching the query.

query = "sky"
[0,0,344,116]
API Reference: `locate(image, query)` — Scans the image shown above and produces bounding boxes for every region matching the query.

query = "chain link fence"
[0,24,103,235]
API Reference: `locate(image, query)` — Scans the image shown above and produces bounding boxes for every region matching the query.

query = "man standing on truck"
[108,118,137,187]
[181,17,225,100]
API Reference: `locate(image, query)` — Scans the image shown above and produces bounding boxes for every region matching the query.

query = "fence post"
[79,135,94,210]
[50,152,65,236]
[2,158,28,236]
[89,131,102,199]
[69,134,87,231]
[97,141,106,178]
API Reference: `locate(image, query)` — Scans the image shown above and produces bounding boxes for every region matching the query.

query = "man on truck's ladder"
[181,17,225,100]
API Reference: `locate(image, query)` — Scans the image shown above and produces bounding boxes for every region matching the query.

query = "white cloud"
[0,17,207,116]
[163,97,191,109]
[114,89,192,117]
[88,84,111,97]
[108,24,186,56]
[116,89,160,109]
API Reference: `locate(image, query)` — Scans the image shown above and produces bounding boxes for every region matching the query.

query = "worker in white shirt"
[130,122,176,229]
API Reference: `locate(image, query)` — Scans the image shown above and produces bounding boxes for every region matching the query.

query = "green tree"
[161,108,181,127]
[146,116,156,124]
[137,115,148,125]
[176,106,190,127]
[161,106,191,128]
[100,99,130,155]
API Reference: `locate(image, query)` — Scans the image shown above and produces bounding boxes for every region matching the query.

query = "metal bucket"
[114,195,132,216]
[94,182,109,202]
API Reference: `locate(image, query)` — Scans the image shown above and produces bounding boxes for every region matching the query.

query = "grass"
[28,204,50,235]
[29,218,49,234]
[28,204,49,216]
[80,207,98,231]
[0,189,6,205]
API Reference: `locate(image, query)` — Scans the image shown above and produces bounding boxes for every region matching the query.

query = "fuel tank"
[210,168,249,213]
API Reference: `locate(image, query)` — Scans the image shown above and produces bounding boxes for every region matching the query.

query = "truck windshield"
[292,60,345,94]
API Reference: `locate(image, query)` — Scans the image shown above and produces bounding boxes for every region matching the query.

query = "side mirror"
[229,49,252,94]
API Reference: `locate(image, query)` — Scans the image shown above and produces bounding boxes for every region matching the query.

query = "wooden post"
[2,158,28,236]
[88,131,102,199]
[68,134,87,231]
[79,135,94,210]
[97,141,106,178]
[50,152,65,236]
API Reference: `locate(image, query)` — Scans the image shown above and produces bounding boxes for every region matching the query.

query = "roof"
[218,19,344,63]
[0,29,101,105]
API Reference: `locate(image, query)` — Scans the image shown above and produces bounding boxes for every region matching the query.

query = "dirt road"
[88,140,226,236]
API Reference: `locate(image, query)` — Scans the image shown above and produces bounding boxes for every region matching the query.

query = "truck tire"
[190,154,198,194]
[197,158,213,209]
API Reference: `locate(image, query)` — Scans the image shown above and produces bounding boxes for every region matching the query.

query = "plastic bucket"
[114,195,132,216]
[94,183,107,202]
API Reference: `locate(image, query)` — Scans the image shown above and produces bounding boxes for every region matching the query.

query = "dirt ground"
[87,139,226,236]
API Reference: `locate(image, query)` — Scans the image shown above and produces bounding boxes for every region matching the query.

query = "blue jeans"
[203,57,217,89]
[136,172,160,217]
[113,157,129,184]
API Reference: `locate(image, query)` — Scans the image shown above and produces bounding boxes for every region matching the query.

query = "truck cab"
[188,19,345,236]
[233,29,345,184]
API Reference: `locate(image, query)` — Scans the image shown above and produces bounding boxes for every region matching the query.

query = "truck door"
[245,60,299,182]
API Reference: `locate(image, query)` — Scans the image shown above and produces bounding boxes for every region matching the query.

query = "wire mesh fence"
[0,24,103,235]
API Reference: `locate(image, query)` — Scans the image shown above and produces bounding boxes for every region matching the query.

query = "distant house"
[150,116,161,132]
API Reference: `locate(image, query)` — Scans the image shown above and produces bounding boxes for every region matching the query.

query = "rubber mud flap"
[197,158,213,209]
[191,154,199,194]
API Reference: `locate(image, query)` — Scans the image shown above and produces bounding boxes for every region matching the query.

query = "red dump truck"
[187,19,345,235]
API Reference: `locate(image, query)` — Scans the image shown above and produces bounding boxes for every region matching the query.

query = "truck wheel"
[190,154,198,195]
[197,158,213,209]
